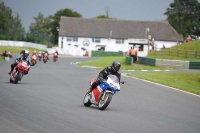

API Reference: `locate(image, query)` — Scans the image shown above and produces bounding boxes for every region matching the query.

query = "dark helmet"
[111,61,121,72]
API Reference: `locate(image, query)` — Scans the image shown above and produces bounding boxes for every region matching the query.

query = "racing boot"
[87,86,92,93]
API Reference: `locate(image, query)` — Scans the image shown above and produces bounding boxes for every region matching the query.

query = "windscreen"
[108,74,119,84]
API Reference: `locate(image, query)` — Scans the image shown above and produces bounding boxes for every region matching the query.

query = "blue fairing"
[99,82,120,94]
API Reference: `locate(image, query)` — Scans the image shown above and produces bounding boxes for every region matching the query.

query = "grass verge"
[0,57,4,62]
[78,56,200,95]
[128,72,200,95]
[77,56,168,70]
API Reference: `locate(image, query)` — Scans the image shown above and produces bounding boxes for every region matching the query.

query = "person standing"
[130,47,136,63]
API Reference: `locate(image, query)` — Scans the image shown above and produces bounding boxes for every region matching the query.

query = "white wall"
[154,41,178,50]
[0,40,47,50]
[0,40,67,54]
[58,37,131,56]
[58,36,179,56]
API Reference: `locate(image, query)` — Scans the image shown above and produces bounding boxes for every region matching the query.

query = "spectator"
[129,47,132,56]
[84,49,89,56]
[138,46,142,51]
[130,47,136,63]
[163,44,165,49]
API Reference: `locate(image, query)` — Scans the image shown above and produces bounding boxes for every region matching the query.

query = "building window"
[67,37,78,42]
[74,44,78,47]
[92,38,101,43]
[116,39,124,44]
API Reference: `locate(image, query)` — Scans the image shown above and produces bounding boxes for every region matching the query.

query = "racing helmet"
[24,50,29,58]
[111,61,121,72]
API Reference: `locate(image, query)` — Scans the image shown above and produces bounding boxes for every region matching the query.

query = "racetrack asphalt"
[0,56,200,133]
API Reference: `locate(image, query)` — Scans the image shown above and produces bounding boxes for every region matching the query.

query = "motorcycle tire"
[98,92,112,110]
[13,75,19,84]
[9,77,14,83]
[83,93,92,107]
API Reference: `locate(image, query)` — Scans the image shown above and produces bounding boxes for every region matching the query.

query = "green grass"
[0,46,44,54]
[128,72,200,95]
[148,40,200,61]
[0,56,4,62]
[77,56,167,70]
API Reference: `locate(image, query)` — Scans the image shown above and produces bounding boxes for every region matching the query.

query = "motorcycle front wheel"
[83,93,92,107]
[98,92,112,110]
[13,73,19,84]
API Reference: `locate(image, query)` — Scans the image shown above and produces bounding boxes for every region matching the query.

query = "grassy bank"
[148,40,200,61]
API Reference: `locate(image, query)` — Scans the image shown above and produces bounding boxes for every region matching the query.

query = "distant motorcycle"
[43,53,48,63]
[31,55,37,65]
[1,52,12,58]
[83,74,124,110]
[38,53,42,62]
[9,60,29,84]
[53,53,58,62]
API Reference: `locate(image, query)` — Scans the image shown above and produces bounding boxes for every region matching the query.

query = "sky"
[3,0,176,32]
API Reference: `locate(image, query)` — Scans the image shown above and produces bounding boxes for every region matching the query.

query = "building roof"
[59,17,182,42]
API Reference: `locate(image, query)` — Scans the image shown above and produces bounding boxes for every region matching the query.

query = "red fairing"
[16,61,29,72]
[92,87,101,103]
[44,53,48,59]
[91,78,97,84]
[54,53,58,58]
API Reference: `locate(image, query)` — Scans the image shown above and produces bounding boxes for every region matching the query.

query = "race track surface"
[0,56,200,133]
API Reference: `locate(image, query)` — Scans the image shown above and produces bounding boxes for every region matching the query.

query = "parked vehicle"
[9,60,29,84]
[83,74,124,110]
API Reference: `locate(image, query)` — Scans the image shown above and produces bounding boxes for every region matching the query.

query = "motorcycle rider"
[54,50,59,55]
[8,50,32,75]
[87,61,121,93]
[32,50,37,56]
[38,51,42,59]
[43,50,50,60]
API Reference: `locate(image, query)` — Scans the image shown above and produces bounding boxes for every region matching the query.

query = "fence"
[153,48,200,59]
[125,56,200,69]
[91,51,124,57]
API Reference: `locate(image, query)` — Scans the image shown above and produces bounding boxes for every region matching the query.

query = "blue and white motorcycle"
[83,74,124,110]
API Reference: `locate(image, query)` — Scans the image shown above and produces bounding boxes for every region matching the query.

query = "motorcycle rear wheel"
[83,93,92,107]
[98,92,112,110]
[9,77,14,83]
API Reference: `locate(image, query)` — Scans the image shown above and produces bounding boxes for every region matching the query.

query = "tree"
[95,15,109,19]
[0,1,12,39]
[164,0,200,37]
[51,8,82,44]
[10,12,26,40]
[29,12,52,34]
[95,6,113,19]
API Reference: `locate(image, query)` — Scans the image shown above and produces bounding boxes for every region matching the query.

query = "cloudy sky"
[4,0,176,31]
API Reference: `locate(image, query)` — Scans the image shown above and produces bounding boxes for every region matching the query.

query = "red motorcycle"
[43,53,48,63]
[9,60,29,84]
[53,53,58,62]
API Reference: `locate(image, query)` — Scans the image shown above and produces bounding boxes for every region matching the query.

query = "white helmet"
[24,50,29,57]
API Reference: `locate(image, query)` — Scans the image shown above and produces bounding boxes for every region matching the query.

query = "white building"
[58,17,182,56]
